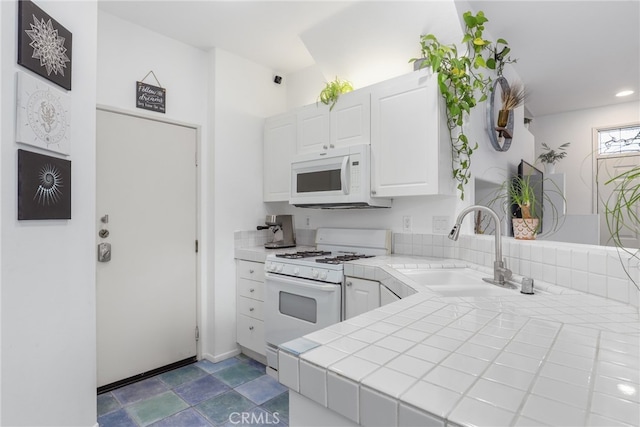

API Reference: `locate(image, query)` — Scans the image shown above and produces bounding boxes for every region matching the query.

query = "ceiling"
[98,0,640,118]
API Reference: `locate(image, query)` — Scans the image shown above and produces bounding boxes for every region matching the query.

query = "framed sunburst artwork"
[16,71,71,156]
[18,0,72,90]
[18,149,71,220]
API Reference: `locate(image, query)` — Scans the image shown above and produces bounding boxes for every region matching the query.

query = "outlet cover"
[433,216,450,234]
[402,216,412,232]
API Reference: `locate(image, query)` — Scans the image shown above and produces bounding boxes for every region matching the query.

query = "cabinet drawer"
[237,260,265,282]
[238,296,264,320]
[237,314,265,356]
[238,278,264,301]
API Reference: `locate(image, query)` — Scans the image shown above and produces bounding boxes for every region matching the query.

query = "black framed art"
[18,0,72,90]
[18,149,71,220]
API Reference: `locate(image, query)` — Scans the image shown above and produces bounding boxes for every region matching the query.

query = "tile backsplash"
[393,233,640,308]
[234,228,316,249]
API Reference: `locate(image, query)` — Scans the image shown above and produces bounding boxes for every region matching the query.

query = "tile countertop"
[272,254,640,427]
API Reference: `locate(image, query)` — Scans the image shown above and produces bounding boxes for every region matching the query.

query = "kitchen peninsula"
[236,236,640,427]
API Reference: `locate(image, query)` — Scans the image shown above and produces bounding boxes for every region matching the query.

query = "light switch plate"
[402,216,412,232]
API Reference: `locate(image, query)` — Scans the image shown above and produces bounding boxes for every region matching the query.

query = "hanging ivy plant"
[411,11,516,200]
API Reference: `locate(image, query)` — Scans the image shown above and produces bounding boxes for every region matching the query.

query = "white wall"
[97,11,286,363]
[1,1,97,426]
[530,101,640,215]
[209,48,286,359]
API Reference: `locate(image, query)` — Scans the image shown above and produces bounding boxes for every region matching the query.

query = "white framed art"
[16,71,71,156]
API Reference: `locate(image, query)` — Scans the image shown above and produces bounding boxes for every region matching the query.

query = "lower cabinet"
[344,277,380,319]
[380,284,401,306]
[236,260,266,356]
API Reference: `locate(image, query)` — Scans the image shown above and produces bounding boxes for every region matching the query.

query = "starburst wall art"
[18,149,71,220]
[18,0,72,90]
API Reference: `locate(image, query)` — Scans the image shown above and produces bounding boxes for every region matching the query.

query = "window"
[598,125,640,155]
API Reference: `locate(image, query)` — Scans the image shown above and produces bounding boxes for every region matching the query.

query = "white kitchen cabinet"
[344,277,380,319]
[380,284,401,306]
[297,89,371,154]
[236,260,266,356]
[297,103,330,154]
[370,70,454,197]
[330,89,371,148]
[263,112,296,202]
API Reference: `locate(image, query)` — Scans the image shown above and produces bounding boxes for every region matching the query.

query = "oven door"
[264,272,341,348]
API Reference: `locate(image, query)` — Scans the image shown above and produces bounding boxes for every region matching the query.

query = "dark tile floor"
[98,355,289,427]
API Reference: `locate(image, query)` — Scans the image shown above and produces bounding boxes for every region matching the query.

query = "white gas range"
[263,228,391,376]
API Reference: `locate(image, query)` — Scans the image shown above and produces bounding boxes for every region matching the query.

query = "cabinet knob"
[323,145,328,150]
[346,281,352,287]
[249,326,254,331]
[330,144,335,148]
[249,269,254,274]
[249,307,254,311]
[371,190,377,195]
[249,288,255,293]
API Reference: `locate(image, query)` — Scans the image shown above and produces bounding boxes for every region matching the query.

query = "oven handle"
[265,273,340,292]
[341,155,349,195]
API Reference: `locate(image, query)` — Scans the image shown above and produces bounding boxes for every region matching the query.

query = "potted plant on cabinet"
[410,10,517,200]
[318,77,353,111]
[537,142,571,174]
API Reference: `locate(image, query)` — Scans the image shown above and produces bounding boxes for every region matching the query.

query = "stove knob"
[312,269,319,278]
[267,263,276,272]
[293,268,300,276]
[276,264,283,273]
[319,271,327,280]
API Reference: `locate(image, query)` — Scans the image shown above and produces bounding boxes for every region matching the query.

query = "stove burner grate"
[315,254,375,264]
[275,250,331,259]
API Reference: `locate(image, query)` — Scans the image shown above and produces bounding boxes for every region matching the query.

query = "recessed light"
[616,90,634,97]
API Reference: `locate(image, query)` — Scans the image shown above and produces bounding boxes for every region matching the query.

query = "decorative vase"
[545,163,556,174]
[497,109,510,128]
[512,218,539,240]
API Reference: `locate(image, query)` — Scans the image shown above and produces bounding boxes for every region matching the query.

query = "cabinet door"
[237,314,265,355]
[345,277,380,319]
[380,285,401,306]
[330,90,371,148]
[370,71,451,197]
[297,103,330,154]
[264,113,296,202]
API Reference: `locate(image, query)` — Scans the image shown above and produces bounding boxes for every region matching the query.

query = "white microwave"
[289,144,391,209]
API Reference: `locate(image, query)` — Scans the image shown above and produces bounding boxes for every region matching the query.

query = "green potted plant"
[537,142,571,174]
[318,77,353,111]
[410,10,516,200]
[604,166,640,288]
[482,169,564,240]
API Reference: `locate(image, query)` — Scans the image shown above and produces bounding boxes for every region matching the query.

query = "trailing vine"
[411,11,516,200]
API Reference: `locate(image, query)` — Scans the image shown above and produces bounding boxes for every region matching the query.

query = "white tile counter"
[277,255,640,427]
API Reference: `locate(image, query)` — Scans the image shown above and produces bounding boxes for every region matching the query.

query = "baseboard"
[202,347,240,363]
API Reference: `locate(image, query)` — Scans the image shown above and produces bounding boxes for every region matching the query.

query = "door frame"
[96,104,203,361]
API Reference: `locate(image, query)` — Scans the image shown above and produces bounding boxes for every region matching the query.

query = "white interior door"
[96,109,197,388]
[597,155,640,248]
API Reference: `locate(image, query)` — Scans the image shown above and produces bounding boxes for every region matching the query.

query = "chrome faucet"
[448,205,515,288]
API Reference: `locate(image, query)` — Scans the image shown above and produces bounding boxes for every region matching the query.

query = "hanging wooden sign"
[136,81,166,113]
[136,71,165,113]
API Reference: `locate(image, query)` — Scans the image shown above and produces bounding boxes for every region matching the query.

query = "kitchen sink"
[397,268,521,297]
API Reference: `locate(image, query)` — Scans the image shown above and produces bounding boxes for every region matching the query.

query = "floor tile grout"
[97,355,289,427]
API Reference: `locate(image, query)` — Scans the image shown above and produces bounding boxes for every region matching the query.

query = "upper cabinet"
[263,112,296,202]
[297,89,371,154]
[370,71,453,197]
